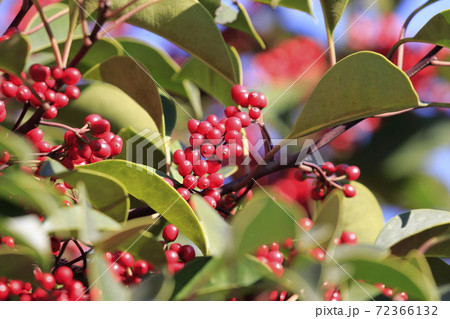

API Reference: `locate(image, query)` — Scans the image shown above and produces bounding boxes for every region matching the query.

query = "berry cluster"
[162,224,196,274]
[375,283,408,301]
[255,242,285,278]
[170,84,267,209]
[104,250,154,286]
[295,162,361,200]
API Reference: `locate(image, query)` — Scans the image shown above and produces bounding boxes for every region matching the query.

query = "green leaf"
[375,209,450,257]
[0,247,38,282]
[59,82,159,134]
[0,127,34,163]
[161,93,177,136]
[0,33,30,75]
[84,56,164,133]
[85,0,237,83]
[218,165,238,178]
[332,246,439,300]
[288,52,420,139]
[319,0,349,35]
[312,191,341,247]
[191,195,232,256]
[25,3,82,53]
[249,0,313,15]
[81,160,207,254]
[232,190,306,254]
[55,169,130,223]
[175,46,242,105]
[228,2,266,49]
[116,127,166,171]
[96,217,167,267]
[391,9,450,52]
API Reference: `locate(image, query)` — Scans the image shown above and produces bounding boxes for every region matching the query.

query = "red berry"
[178,160,193,176]
[206,128,222,143]
[206,160,221,174]
[383,288,394,297]
[7,280,23,295]
[225,117,242,132]
[43,106,58,119]
[177,187,191,200]
[200,143,215,158]
[133,260,150,277]
[228,143,243,158]
[62,67,81,85]
[248,91,267,108]
[117,252,135,268]
[0,151,10,164]
[311,187,325,200]
[54,266,73,286]
[91,119,110,137]
[173,149,186,165]
[215,144,230,161]
[0,282,9,301]
[109,136,123,156]
[197,121,213,136]
[163,177,174,187]
[335,164,349,176]
[26,127,44,143]
[345,165,360,181]
[180,245,195,262]
[193,159,209,176]
[1,236,14,248]
[183,175,198,189]
[90,139,111,158]
[299,217,313,231]
[270,242,280,251]
[77,143,92,159]
[268,251,284,264]
[170,243,182,253]
[197,176,210,189]
[204,189,220,201]
[256,245,269,257]
[29,64,51,82]
[187,119,200,134]
[393,292,408,301]
[163,224,179,242]
[67,280,85,300]
[0,109,6,122]
[310,247,325,261]
[51,66,64,80]
[340,231,358,245]
[1,81,17,98]
[0,100,5,113]
[249,107,261,120]
[215,122,226,135]
[231,85,249,107]
[38,273,55,290]
[208,173,224,188]
[84,114,102,125]
[343,184,356,198]
[203,195,217,208]
[54,92,69,108]
[184,147,201,164]
[206,114,219,126]
[37,140,52,153]
[54,183,67,195]
[16,85,31,103]
[189,133,204,147]
[321,162,336,175]
[165,250,179,264]
[102,132,115,143]
[32,81,48,94]
[224,130,241,143]
[268,262,283,278]
[45,89,56,102]
[225,105,239,118]
[235,112,251,127]
[65,85,81,100]
[325,289,341,301]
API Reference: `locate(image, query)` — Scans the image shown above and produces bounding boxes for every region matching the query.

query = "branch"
[5,0,33,31]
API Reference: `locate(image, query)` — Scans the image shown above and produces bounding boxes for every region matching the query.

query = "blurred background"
[1,0,449,221]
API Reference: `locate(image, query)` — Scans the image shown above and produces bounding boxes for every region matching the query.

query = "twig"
[23,8,69,35]
[431,60,450,67]
[105,0,139,19]
[12,103,30,131]
[5,0,33,31]
[31,0,64,68]
[62,2,81,67]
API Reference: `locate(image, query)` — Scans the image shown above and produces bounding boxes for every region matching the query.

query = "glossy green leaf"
[116,127,167,171]
[0,33,30,75]
[160,93,177,136]
[391,9,450,52]
[375,209,450,257]
[199,0,265,48]
[427,257,450,300]
[84,56,164,132]
[85,0,237,83]
[191,195,232,256]
[288,52,420,139]
[25,3,82,53]
[81,160,207,254]
[96,217,167,267]
[56,169,130,223]
[250,0,313,15]
[175,46,242,105]
[0,247,38,282]
[232,190,306,254]
[59,82,159,134]
[312,191,341,247]
[319,0,349,34]
[332,246,439,300]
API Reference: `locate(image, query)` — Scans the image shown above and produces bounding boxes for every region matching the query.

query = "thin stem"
[105,0,139,19]
[32,0,63,68]
[97,0,165,37]
[12,103,30,131]
[5,0,33,31]
[397,1,438,68]
[418,235,450,255]
[431,60,450,67]
[326,31,336,66]
[23,8,69,35]
[79,2,92,47]
[62,2,81,67]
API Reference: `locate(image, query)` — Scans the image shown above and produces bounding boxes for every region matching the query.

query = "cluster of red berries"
[170,84,267,209]
[104,250,154,286]
[295,162,361,200]
[0,266,89,301]
[162,224,196,274]
[255,242,285,278]
[375,283,408,301]
[1,63,82,120]
[0,234,14,248]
